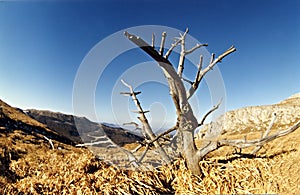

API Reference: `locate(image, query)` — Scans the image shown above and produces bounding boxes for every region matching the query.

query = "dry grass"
[1,124,300,194]
[1,99,300,194]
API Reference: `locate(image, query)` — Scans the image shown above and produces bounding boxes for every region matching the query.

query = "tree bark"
[179,124,202,175]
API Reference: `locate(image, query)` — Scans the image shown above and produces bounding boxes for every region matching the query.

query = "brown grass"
[1,124,300,194]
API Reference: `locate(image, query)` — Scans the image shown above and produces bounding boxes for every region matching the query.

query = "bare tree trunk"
[176,105,202,175]
[179,126,202,175]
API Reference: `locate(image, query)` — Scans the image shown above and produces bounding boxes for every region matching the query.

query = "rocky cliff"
[198,93,300,137]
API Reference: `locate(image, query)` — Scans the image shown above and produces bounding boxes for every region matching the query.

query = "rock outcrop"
[198,93,300,137]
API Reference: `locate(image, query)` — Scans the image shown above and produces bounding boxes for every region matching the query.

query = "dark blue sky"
[0,0,299,126]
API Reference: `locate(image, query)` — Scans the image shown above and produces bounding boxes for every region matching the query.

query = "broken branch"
[182,77,194,85]
[44,136,54,149]
[185,43,208,55]
[159,32,167,56]
[187,46,236,99]
[187,55,203,98]
[76,134,140,168]
[147,124,178,146]
[151,33,155,48]
[123,122,141,130]
[131,124,178,154]
[120,91,141,96]
[198,99,222,127]
[177,28,189,77]
[138,144,150,163]
[164,38,181,59]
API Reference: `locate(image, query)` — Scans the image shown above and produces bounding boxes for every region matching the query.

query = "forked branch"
[177,28,208,77]
[187,46,236,99]
[131,124,178,154]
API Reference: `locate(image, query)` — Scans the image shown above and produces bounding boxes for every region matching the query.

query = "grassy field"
[1,98,300,194]
[1,124,299,194]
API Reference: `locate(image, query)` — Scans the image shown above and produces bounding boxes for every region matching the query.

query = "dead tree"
[120,28,300,175]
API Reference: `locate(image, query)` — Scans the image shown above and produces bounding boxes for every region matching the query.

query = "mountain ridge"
[198,93,300,137]
[0,99,75,146]
[25,109,143,146]
[0,99,143,148]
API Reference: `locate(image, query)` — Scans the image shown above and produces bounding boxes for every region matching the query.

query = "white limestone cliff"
[198,93,300,137]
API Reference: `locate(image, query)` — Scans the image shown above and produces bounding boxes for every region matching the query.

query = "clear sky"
[0,0,299,129]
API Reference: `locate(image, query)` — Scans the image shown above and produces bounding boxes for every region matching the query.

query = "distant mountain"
[0,99,75,145]
[25,109,143,146]
[198,93,300,137]
[0,98,142,149]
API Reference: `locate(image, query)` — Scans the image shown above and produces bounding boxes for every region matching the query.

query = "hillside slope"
[0,99,78,188]
[25,109,143,146]
[0,100,75,145]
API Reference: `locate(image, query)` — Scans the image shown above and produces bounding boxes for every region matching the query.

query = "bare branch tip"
[230,45,237,51]
[121,79,131,88]
[124,31,130,38]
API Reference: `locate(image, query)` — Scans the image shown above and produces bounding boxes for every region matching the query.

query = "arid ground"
[1,96,300,194]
